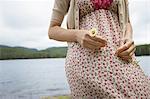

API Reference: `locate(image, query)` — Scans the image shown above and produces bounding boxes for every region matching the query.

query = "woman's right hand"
[75,30,107,50]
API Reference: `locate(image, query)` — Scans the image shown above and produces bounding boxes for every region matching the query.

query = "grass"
[40,95,71,99]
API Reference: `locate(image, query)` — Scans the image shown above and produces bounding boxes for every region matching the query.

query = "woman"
[48,0,150,98]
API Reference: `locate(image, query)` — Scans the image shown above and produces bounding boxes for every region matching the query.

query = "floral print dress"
[65,0,150,98]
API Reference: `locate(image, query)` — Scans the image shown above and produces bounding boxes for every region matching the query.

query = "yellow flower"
[89,28,97,37]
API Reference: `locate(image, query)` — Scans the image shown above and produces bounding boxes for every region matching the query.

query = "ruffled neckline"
[91,0,113,10]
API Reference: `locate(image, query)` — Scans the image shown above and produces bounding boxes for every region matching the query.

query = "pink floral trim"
[91,0,113,10]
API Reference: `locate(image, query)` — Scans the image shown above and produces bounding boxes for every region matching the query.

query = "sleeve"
[125,0,130,23]
[50,0,70,25]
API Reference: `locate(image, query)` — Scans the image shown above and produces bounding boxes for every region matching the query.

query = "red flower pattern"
[91,0,113,9]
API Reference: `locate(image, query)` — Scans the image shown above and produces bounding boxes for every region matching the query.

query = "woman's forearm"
[124,22,133,40]
[48,26,78,42]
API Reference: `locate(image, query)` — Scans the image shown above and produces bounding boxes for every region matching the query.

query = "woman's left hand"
[115,38,136,61]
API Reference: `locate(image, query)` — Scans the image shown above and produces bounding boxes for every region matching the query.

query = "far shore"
[0,55,150,61]
[1,44,150,60]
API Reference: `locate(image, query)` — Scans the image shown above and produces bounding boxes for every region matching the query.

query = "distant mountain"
[0,45,10,48]
[0,45,67,60]
[0,45,38,51]
[0,44,149,60]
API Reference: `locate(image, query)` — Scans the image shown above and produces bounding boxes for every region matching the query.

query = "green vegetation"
[0,45,67,60]
[135,44,150,56]
[0,44,150,60]
[40,95,71,99]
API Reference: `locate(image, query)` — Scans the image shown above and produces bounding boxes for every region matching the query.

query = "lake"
[0,56,150,99]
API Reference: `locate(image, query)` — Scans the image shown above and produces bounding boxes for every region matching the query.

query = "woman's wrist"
[70,29,80,42]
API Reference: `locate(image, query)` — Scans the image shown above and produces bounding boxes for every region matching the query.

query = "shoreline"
[0,95,71,99]
[0,55,150,61]
[41,95,71,99]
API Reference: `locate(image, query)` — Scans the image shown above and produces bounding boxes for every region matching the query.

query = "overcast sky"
[0,0,149,50]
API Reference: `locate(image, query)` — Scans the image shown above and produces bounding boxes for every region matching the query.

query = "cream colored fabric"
[50,0,129,35]
[118,0,129,37]
[51,0,70,24]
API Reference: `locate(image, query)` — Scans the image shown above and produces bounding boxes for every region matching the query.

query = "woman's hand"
[115,38,136,61]
[75,30,107,50]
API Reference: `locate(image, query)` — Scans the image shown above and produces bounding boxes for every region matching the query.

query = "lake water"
[0,56,150,99]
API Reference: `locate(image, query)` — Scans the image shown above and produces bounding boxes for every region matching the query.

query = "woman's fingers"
[116,40,133,55]
[117,44,135,56]
[129,48,136,57]
[127,44,136,55]
[86,34,106,47]
[84,39,99,49]
[87,39,104,48]
[117,40,136,61]
[115,45,128,55]
[84,42,97,50]
[88,35,107,46]
[78,30,107,50]
[84,39,103,50]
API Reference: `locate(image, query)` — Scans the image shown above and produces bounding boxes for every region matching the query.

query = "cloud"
[0,0,67,49]
[129,0,150,44]
[1,1,49,29]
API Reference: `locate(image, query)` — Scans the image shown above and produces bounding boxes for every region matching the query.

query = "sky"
[0,0,149,50]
